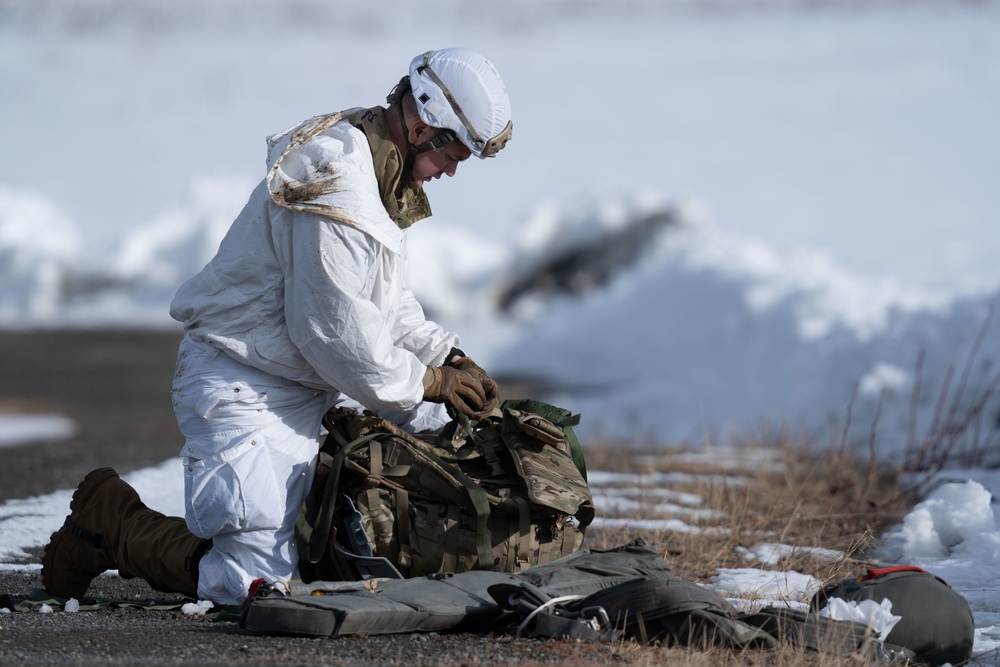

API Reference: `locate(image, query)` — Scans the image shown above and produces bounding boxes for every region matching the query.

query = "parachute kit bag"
[810,565,975,666]
[295,399,595,582]
[243,536,902,662]
[490,541,879,656]
[242,539,670,638]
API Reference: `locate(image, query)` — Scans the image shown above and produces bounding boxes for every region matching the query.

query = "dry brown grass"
[532,431,920,666]
[520,640,894,667]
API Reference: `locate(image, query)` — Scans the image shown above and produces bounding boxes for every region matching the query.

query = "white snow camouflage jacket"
[170,110,459,411]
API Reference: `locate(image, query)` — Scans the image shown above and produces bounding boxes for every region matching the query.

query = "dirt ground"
[0,328,187,503]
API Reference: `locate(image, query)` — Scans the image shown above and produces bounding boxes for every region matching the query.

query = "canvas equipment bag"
[810,565,975,666]
[242,539,671,638]
[295,399,595,582]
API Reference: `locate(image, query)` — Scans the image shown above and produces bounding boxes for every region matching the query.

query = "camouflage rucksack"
[296,399,595,582]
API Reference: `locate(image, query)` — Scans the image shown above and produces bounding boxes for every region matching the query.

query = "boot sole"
[41,467,121,597]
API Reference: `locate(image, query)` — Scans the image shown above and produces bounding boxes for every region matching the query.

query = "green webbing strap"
[404,440,495,570]
[17,589,189,612]
[435,418,461,448]
[456,410,477,442]
[300,433,382,565]
[12,589,242,620]
[436,407,479,448]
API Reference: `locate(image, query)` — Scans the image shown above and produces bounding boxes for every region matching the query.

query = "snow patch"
[736,543,843,566]
[0,413,77,448]
[181,600,214,616]
[708,568,822,601]
[884,480,996,560]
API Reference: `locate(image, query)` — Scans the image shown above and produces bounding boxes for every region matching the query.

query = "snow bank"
[484,201,1000,452]
[0,189,80,323]
[880,480,999,562]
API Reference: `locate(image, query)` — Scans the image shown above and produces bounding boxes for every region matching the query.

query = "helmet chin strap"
[412,130,457,154]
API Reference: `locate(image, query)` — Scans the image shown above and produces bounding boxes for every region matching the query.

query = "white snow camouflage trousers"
[170,334,334,603]
[170,334,450,604]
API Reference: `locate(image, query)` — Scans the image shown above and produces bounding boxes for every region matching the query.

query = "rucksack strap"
[409,439,495,569]
[395,486,412,570]
[514,496,532,565]
[298,433,382,565]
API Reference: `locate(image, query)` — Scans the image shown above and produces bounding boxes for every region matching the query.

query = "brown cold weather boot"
[42,467,211,599]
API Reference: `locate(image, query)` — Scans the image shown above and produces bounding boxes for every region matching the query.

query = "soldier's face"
[411,138,471,188]
[408,122,472,187]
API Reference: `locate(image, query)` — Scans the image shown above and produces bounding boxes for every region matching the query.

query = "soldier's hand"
[449,356,500,415]
[422,366,488,418]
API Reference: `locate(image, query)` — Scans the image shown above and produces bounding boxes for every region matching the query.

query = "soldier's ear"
[409,120,434,145]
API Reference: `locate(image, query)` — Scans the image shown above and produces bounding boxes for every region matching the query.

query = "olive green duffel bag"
[810,565,975,666]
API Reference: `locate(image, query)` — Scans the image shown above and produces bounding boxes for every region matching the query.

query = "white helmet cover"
[408,48,512,159]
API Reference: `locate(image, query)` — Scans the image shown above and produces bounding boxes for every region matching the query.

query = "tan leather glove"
[422,366,488,418]
[449,356,500,415]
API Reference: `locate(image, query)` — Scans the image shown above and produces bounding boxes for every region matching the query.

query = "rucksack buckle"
[578,605,611,634]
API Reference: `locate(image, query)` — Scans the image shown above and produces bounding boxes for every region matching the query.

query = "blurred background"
[2,0,999,453]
